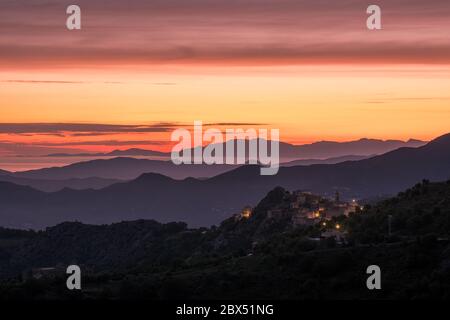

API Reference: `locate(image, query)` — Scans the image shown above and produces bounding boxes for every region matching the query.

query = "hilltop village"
[235,190,363,242]
[237,190,361,223]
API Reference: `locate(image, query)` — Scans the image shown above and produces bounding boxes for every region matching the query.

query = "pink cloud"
[0,0,449,67]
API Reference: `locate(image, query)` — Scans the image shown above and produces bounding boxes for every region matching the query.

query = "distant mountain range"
[1,137,423,190]
[0,154,377,192]
[276,138,425,161]
[10,158,239,181]
[0,175,121,192]
[44,138,426,162]
[0,133,448,230]
[281,154,372,167]
[1,154,374,186]
[0,158,240,191]
[46,148,169,158]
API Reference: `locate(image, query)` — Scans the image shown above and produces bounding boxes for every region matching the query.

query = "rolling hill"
[1,181,449,299]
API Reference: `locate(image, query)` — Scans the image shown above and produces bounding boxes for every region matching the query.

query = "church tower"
[335,191,340,203]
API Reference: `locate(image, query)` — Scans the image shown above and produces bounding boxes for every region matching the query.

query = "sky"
[0,0,449,162]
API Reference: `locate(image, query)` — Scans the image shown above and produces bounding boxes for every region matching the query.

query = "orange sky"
[0,0,449,155]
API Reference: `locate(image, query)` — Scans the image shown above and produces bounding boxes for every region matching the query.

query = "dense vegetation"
[0,180,450,300]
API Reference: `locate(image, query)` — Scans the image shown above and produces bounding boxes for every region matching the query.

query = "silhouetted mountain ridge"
[281,154,372,167]
[42,137,426,161]
[11,157,239,180]
[0,133,447,229]
[0,175,121,192]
